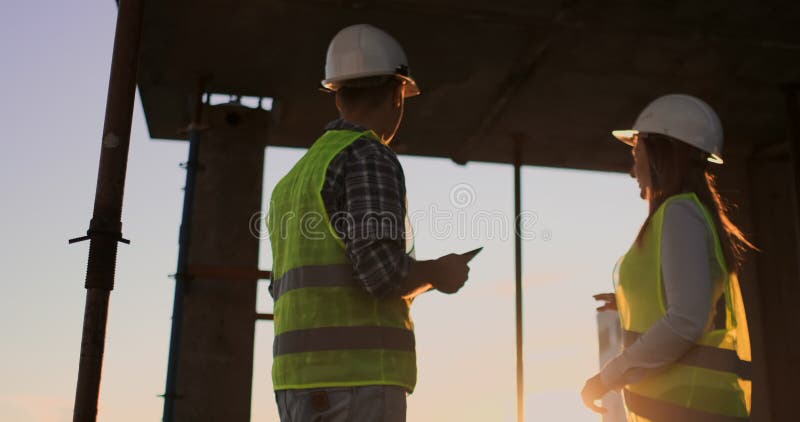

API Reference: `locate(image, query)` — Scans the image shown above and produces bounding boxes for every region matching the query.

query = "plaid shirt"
[321,119,411,298]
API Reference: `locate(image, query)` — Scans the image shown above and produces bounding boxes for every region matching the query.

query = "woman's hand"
[593,293,617,312]
[581,373,610,414]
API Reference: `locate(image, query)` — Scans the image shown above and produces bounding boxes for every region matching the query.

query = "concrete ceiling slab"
[137,0,800,172]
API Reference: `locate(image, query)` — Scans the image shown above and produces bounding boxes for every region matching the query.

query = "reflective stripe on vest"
[625,390,749,422]
[623,330,752,380]
[271,263,354,300]
[274,326,415,355]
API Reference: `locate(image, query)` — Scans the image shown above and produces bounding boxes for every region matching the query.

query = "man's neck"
[340,112,386,142]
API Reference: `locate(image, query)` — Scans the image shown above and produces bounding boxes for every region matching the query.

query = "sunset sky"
[0,1,647,421]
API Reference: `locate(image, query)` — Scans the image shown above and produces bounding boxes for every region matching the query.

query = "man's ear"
[393,82,405,109]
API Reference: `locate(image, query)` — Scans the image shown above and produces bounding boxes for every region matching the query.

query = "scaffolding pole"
[513,139,525,422]
[162,85,206,422]
[70,0,144,421]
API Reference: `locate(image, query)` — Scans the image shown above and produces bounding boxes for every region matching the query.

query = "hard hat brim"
[321,72,420,97]
[611,129,637,146]
[611,129,723,164]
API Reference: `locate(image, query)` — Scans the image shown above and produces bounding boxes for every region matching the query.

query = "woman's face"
[632,136,652,200]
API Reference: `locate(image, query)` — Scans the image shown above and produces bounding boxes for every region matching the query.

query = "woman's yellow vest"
[615,193,752,422]
[267,129,416,392]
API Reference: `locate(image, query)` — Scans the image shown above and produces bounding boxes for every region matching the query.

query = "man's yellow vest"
[268,129,416,392]
[615,193,752,421]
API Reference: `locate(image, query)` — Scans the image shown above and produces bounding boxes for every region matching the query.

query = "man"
[268,24,474,421]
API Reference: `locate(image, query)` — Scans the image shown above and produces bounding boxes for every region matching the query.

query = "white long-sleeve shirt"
[600,198,725,389]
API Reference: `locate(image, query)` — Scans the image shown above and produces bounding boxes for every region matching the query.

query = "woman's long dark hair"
[635,133,755,271]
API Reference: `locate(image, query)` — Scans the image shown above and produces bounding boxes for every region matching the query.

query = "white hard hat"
[612,94,724,164]
[322,24,420,97]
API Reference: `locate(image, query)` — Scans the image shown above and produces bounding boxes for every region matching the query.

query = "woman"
[581,94,755,421]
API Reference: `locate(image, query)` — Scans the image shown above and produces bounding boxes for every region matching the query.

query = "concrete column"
[743,142,800,422]
[173,103,269,422]
[717,151,772,421]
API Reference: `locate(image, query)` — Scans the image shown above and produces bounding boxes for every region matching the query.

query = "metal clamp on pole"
[69,220,131,291]
[69,220,131,245]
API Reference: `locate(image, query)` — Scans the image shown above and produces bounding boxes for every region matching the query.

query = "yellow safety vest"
[268,129,416,392]
[615,193,752,421]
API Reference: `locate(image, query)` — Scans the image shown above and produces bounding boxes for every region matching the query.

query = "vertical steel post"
[71,1,144,421]
[163,87,206,422]
[513,139,524,422]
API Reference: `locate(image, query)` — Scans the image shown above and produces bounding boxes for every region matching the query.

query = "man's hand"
[401,250,476,298]
[431,253,472,294]
[581,373,610,414]
[593,293,617,312]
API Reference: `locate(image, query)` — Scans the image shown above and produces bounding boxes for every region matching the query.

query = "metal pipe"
[71,0,144,420]
[513,138,524,422]
[186,265,271,281]
[162,85,206,422]
[73,290,111,422]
